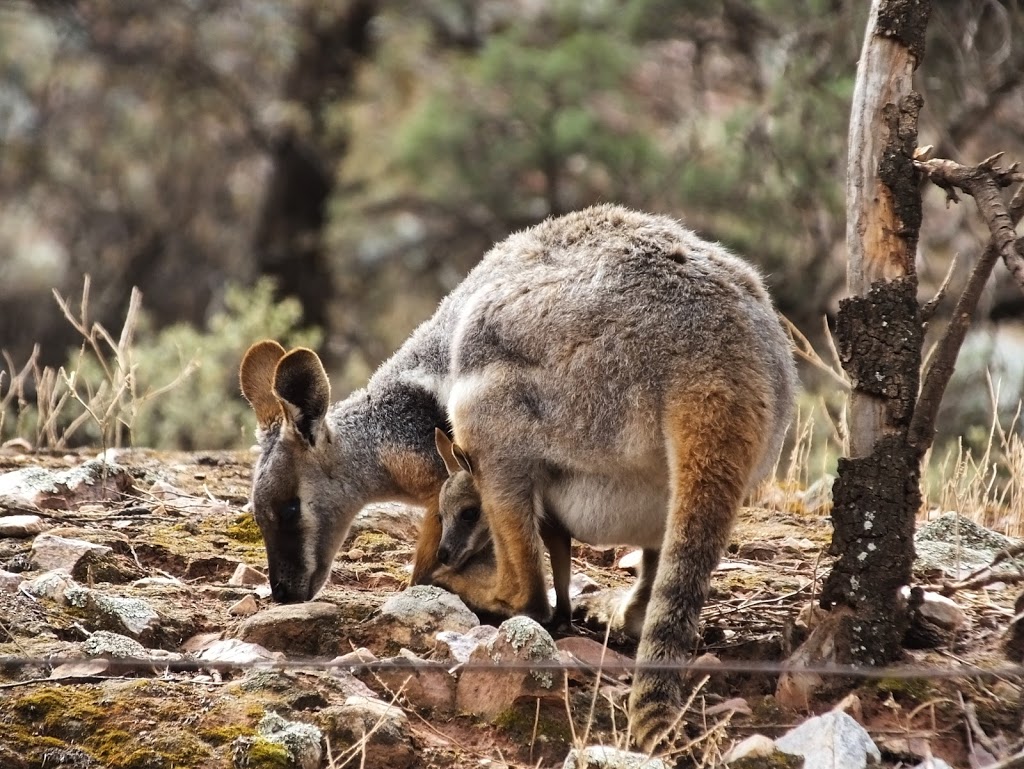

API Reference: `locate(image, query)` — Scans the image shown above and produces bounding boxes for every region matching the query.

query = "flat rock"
[236,601,349,656]
[31,533,112,573]
[563,746,668,769]
[376,584,479,651]
[555,636,634,675]
[82,630,147,658]
[0,514,45,538]
[20,570,78,601]
[456,616,563,718]
[0,460,134,510]
[775,711,881,769]
[195,638,284,665]
[319,695,415,769]
[722,734,784,764]
[0,569,22,592]
[228,594,259,616]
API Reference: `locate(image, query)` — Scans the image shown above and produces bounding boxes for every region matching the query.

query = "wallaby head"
[239,340,367,603]
[433,427,491,570]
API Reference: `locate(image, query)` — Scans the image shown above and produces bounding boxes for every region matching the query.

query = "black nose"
[271,581,298,603]
[437,546,450,565]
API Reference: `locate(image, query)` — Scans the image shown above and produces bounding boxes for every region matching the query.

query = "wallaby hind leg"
[629,388,764,753]
[540,523,572,628]
[614,549,660,639]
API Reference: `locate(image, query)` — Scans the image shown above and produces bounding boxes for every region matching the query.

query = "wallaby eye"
[280,497,301,521]
[460,506,480,523]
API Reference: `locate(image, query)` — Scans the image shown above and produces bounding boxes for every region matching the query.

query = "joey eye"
[280,497,301,521]
[460,506,480,523]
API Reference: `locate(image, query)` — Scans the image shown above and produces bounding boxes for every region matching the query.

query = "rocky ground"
[0,446,1021,769]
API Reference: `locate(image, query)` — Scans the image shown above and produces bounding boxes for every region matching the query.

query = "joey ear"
[452,443,474,475]
[434,427,463,477]
[273,348,331,446]
[240,340,287,427]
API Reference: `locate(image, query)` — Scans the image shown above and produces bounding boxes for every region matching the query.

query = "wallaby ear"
[452,443,474,475]
[434,427,463,477]
[273,348,331,446]
[240,340,287,428]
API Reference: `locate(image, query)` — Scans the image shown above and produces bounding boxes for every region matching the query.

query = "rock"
[737,541,778,561]
[71,548,145,584]
[31,533,112,573]
[903,586,968,649]
[348,501,423,542]
[555,636,634,676]
[800,474,835,515]
[64,585,161,641]
[0,569,22,592]
[706,697,752,716]
[434,625,499,664]
[82,630,147,658]
[236,601,348,656]
[722,734,787,764]
[227,562,267,586]
[49,659,112,679]
[20,570,78,601]
[775,711,881,769]
[563,746,668,769]
[331,647,379,668]
[914,512,1020,579]
[616,549,642,572]
[0,460,134,510]
[912,760,954,769]
[456,616,564,718]
[374,649,457,711]
[183,556,240,581]
[319,696,415,769]
[254,711,323,769]
[0,514,45,538]
[194,637,284,665]
[376,585,479,651]
[228,594,259,616]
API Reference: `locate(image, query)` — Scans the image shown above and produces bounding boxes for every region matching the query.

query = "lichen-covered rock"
[318,695,415,769]
[253,711,323,769]
[456,616,564,718]
[19,570,77,601]
[434,624,499,663]
[563,745,668,769]
[82,630,148,658]
[0,460,134,510]
[64,585,161,641]
[194,638,284,665]
[376,584,479,651]
[914,512,1020,578]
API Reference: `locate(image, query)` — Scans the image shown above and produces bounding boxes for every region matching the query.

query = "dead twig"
[926,542,1024,596]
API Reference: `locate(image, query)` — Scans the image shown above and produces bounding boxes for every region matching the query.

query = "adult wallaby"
[433,427,574,626]
[239,204,796,752]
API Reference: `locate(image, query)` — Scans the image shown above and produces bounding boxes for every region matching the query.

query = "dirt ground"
[0,447,1020,768]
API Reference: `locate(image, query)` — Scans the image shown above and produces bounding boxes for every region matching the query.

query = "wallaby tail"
[629,384,768,752]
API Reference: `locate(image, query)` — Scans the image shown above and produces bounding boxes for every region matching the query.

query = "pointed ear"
[434,427,462,477]
[240,340,287,428]
[273,348,330,446]
[452,443,474,475]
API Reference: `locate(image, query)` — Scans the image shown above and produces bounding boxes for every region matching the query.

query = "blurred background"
[1,0,1023,466]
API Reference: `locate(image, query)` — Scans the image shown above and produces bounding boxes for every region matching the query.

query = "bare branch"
[920,250,960,325]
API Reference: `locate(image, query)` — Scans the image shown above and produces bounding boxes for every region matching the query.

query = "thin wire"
[2,654,1023,680]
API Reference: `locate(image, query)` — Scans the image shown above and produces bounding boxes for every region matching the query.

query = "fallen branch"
[909,156,1024,451]
[926,542,1024,596]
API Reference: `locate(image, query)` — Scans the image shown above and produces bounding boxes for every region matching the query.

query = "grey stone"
[236,601,348,656]
[377,584,479,651]
[20,570,77,601]
[64,585,161,640]
[227,562,267,587]
[0,460,134,510]
[0,569,23,592]
[195,638,283,665]
[374,649,457,712]
[722,735,785,764]
[914,512,1020,578]
[563,746,668,769]
[434,624,499,663]
[775,711,881,768]
[31,534,111,573]
[82,630,147,658]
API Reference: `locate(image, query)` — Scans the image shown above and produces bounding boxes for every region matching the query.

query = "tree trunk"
[253,0,377,337]
[820,0,931,665]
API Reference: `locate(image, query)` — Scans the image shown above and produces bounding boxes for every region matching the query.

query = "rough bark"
[823,0,931,665]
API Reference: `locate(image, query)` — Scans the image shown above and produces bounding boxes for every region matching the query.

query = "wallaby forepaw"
[573,588,635,639]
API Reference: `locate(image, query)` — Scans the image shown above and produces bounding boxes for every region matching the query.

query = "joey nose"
[437,545,451,565]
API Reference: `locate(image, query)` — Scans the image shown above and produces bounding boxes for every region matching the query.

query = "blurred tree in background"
[1,0,1023,448]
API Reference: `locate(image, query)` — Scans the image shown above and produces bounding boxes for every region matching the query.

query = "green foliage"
[125,279,321,449]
